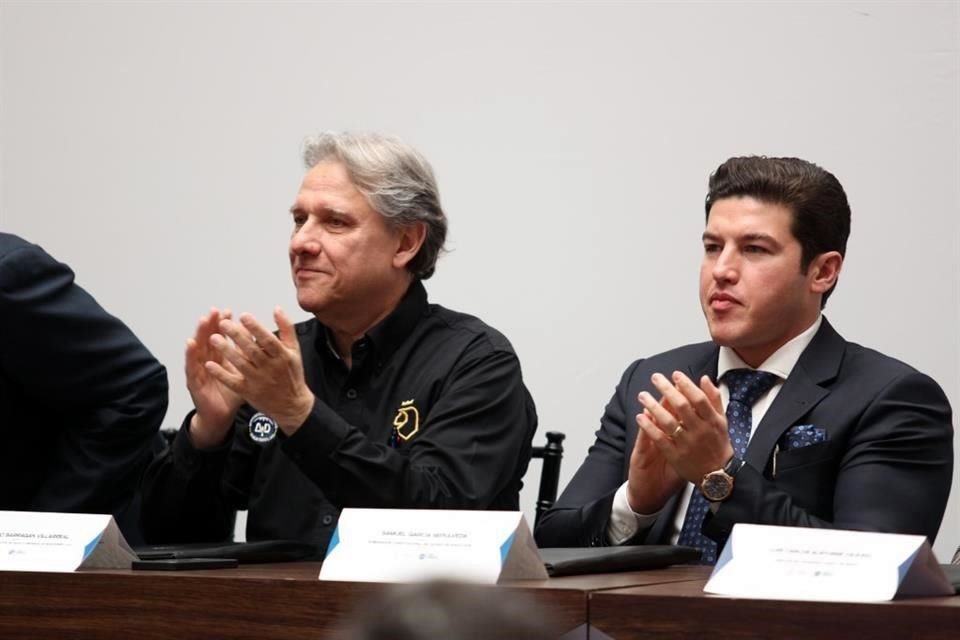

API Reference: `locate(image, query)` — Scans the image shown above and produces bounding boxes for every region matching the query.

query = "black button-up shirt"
[141,281,537,555]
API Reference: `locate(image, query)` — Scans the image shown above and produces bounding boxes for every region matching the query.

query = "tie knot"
[722,368,779,406]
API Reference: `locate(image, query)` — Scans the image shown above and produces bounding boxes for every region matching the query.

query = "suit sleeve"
[0,243,168,517]
[706,370,954,543]
[535,360,645,547]
[281,342,536,510]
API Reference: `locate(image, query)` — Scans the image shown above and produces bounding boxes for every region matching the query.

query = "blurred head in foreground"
[342,580,557,640]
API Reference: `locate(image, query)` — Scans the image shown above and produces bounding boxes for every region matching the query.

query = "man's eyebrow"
[740,232,780,245]
[288,204,351,216]
[700,231,780,245]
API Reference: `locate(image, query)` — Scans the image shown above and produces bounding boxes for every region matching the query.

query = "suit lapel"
[686,348,720,388]
[744,318,845,469]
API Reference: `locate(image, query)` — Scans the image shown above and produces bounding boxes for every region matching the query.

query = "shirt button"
[345,388,358,399]
[322,514,334,526]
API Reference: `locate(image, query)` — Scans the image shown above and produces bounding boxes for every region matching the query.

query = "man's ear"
[393,222,427,269]
[808,251,843,295]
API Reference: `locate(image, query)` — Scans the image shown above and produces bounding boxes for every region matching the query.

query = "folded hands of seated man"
[188,306,315,448]
[628,371,734,514]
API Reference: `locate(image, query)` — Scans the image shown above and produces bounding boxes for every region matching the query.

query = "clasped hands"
[626,371,734,514]
[186,306,314,449]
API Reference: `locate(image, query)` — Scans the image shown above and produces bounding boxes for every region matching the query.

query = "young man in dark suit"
[0,233,168,542]
[535,157,953,563]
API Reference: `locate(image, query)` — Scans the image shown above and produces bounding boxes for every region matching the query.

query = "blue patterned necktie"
[676,368,779,564]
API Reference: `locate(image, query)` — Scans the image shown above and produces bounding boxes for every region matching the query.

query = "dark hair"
[705,156,851,307]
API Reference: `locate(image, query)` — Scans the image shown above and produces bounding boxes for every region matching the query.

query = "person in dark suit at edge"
[535,156,953,563]
[0,233,169,544]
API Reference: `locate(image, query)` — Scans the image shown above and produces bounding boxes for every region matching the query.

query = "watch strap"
[723,456,745,477]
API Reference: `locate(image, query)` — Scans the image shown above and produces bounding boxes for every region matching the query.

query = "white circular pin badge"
[248,412,278,443]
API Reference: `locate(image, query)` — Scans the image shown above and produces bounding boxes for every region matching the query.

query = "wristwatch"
[700,456,746,502]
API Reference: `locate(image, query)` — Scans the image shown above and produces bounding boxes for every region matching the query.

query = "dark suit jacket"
[535,318,954,549]
[0,234,168,542]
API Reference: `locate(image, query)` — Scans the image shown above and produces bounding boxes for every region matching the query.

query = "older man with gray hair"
[141,132,537,554]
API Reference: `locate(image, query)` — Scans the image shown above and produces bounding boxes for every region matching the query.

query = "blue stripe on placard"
[83,532,104,560]
[714,538,734,571]
[897,547,921,585]
[500,531,516,565]
[325,527,341,556]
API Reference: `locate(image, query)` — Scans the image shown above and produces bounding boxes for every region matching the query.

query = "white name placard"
[0,511,136,572]
[704,523,953,602]
[319,509,547,584]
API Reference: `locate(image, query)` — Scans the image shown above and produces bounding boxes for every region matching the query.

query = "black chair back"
[530,431,565,528]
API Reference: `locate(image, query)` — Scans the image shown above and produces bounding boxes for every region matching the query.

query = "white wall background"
[1,1,958,560]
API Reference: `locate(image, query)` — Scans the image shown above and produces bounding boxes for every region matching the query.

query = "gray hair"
[302,131,447,279]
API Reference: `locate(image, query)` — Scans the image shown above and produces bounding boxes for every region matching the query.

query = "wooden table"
[0,563,704,639]
[6,563,954,638]
[589,568,960,639]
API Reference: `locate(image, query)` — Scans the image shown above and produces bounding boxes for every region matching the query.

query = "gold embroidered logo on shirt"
[392,399,420,441]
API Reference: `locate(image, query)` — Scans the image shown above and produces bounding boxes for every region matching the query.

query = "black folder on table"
[134,540,318,564]
[940,564,960,594]
[539,545,701,577]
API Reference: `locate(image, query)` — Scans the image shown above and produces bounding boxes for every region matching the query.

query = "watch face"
[701,471,733,502]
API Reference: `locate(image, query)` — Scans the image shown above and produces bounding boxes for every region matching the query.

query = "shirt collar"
[315,280,429,363]
[365,279,428,358]
[717,314,823,381]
